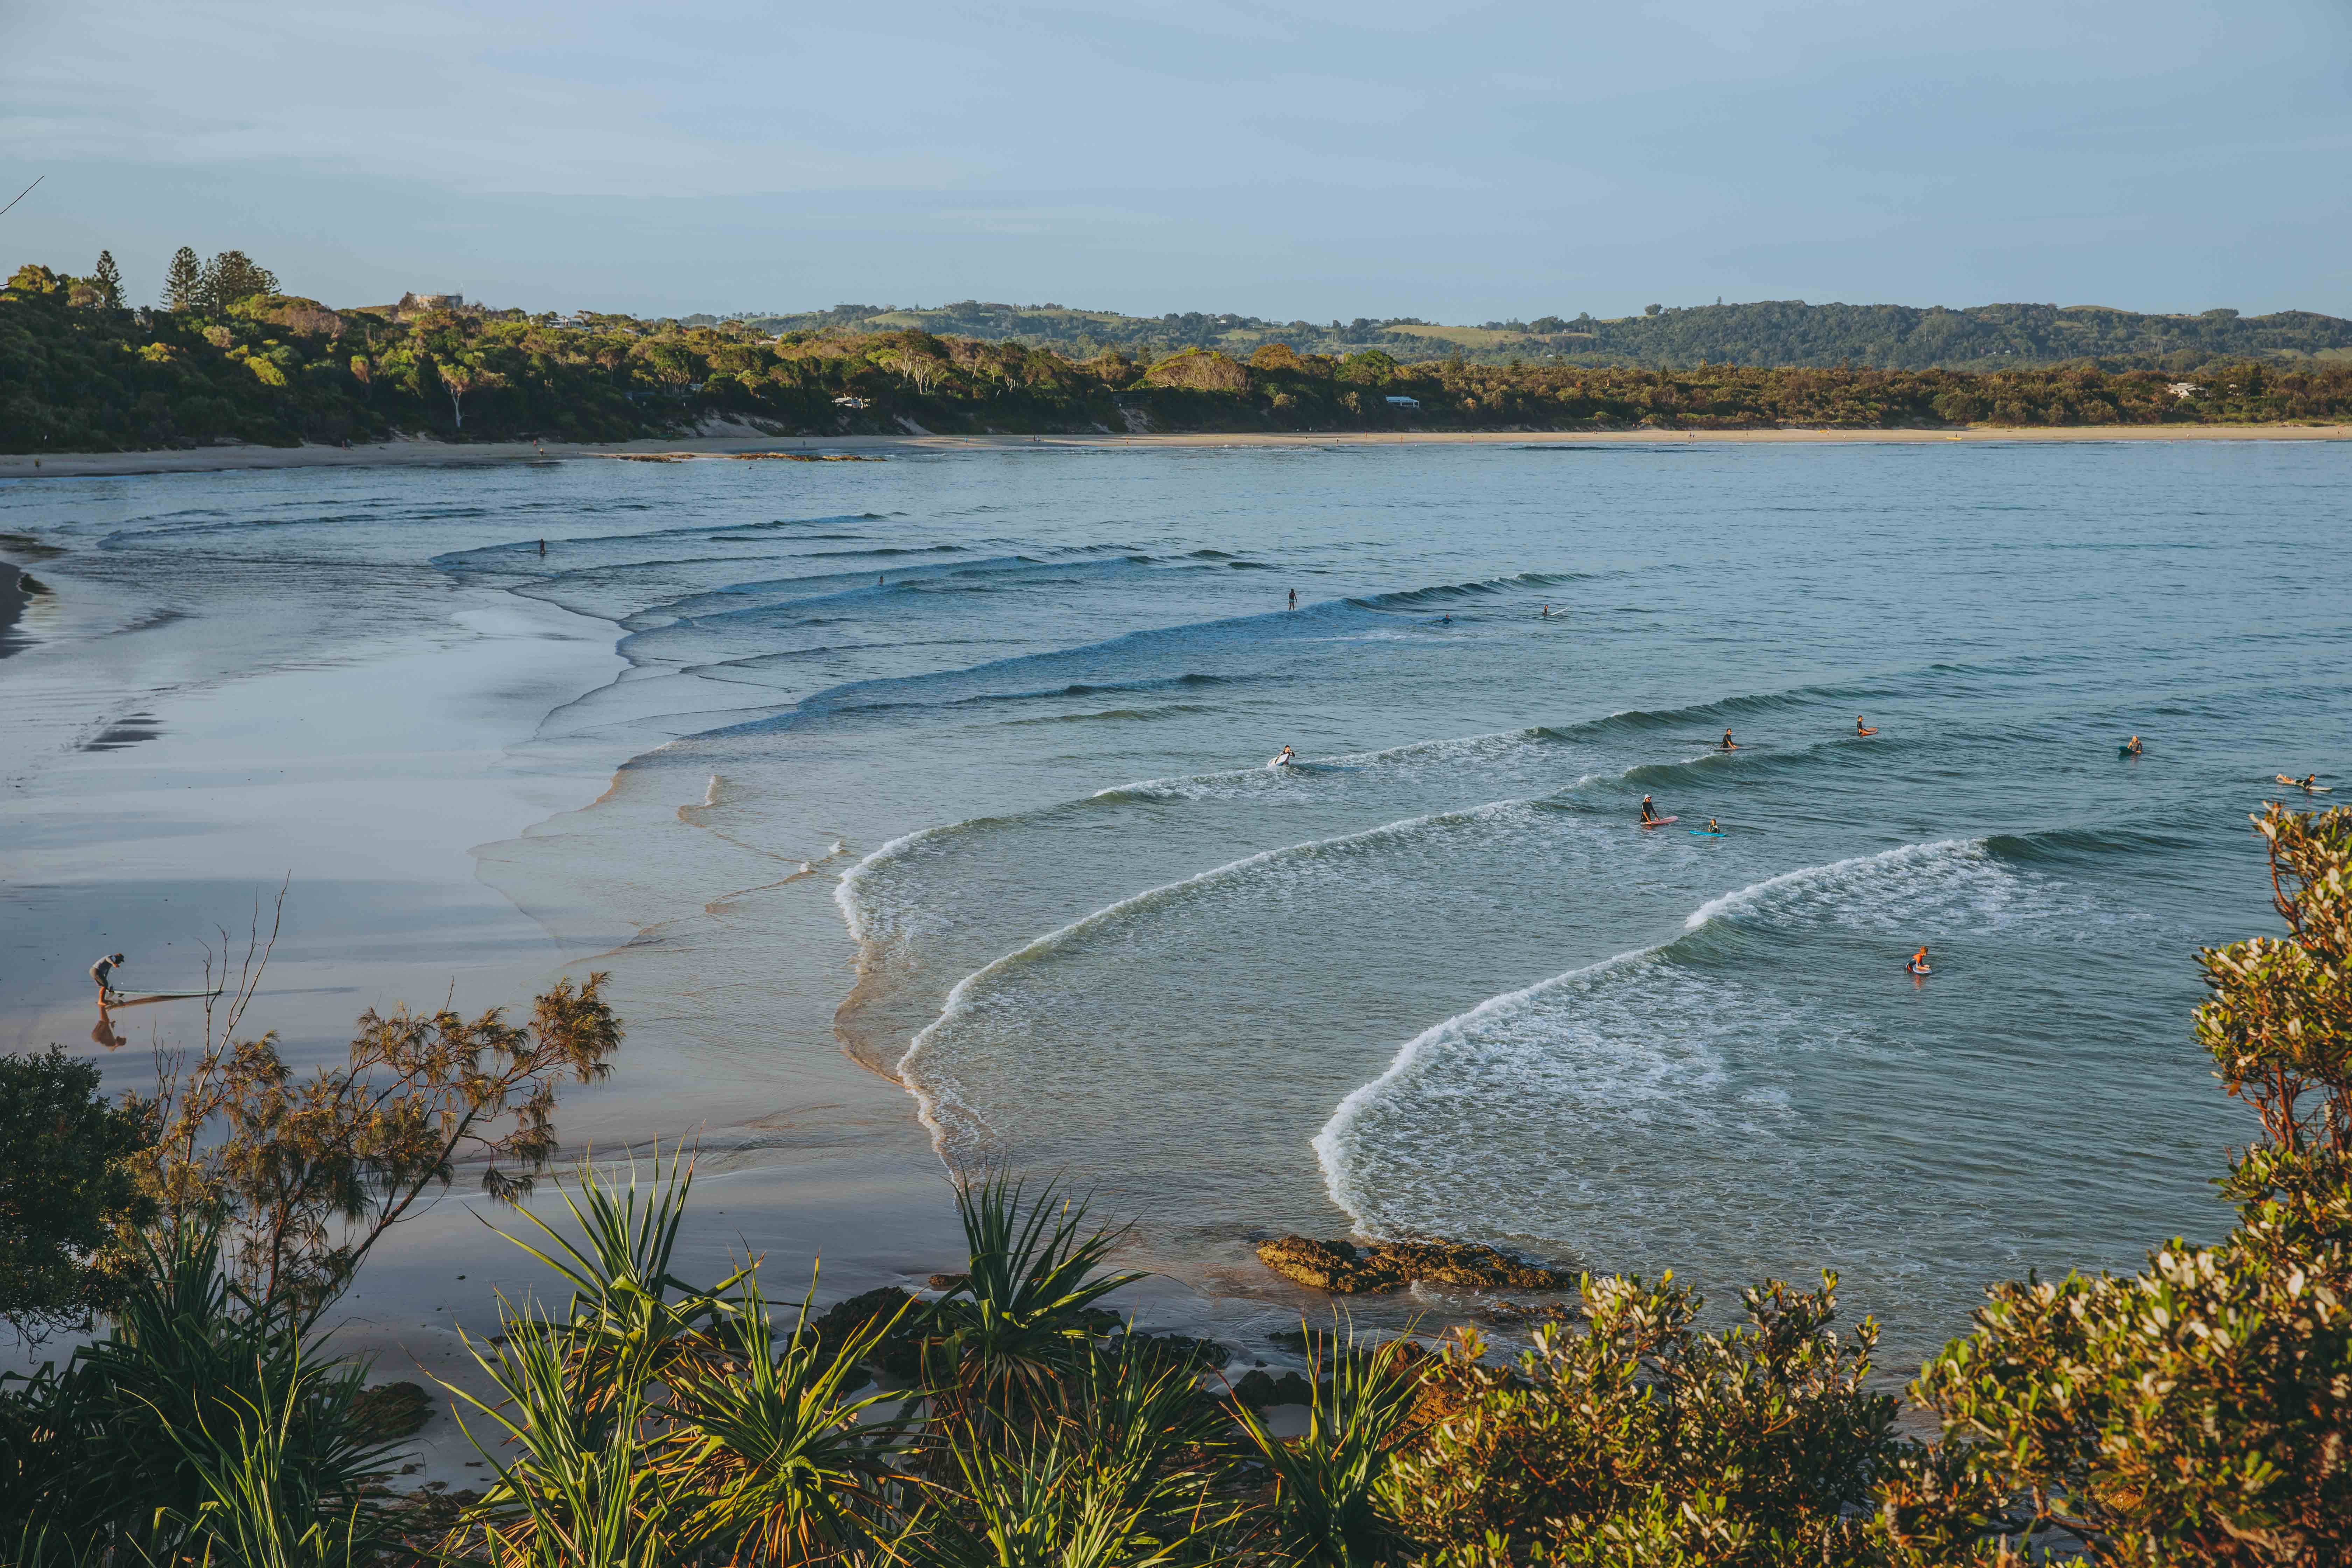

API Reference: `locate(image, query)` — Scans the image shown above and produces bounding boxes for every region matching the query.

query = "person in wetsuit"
[1855,716,1876,736]
[1907,946,1930,975]
[1288,588,1297,611]
[1720,729,1738,751]
[2122,735,2143,756]
[1640,795,1660,824]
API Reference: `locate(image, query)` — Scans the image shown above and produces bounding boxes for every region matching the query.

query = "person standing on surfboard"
[1288,588,1297,611]
[90,951,125,1002]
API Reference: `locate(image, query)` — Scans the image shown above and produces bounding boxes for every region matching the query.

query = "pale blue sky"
[6,0,2348,320]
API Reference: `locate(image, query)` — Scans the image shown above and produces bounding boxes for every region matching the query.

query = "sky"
[5,0,2349,322]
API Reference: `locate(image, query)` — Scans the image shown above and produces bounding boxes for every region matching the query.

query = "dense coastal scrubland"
[8,261,2352,455]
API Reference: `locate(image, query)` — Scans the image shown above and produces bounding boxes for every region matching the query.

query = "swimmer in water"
[1639,794,1660,824]
[1855,715,1876,736]
[1907,946,1930,976]
[1720,729,1738,751]
[1440,614,1452,624]
[2122,735,2143,756]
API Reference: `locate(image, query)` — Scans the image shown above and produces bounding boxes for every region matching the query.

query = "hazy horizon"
[6,0,2348,322]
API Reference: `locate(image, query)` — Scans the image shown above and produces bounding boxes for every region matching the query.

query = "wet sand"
[0,496,1334,1491]
[2,419,2347,483]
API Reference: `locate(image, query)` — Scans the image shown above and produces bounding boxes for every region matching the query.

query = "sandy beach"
[0,462,1348,1489]
[2,419,2347,482]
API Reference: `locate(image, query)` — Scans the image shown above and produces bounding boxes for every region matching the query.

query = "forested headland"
[742,296,2352,371]
[7,254,2352,455]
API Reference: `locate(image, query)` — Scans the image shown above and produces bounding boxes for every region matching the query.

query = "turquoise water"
[11,439,2348,1364]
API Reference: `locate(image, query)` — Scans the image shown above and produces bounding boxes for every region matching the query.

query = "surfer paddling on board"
[90,951,126,1003]
[1719,729,1739,751]
[1906,946,1931,977]
[2121,735,2143,757]
[1855,716,1876,736]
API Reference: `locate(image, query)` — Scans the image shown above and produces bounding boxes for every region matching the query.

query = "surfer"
[1288,588,1297,611]
[1906,946,1931,976]
[1439,614,1452,624]
[89,951,125,1002]
[1541,604,1550,618]
[537,538,546,556]
[1639,795,1661,824]
[1855,716,1876,736]
[1719,729,1738,751]
[1270,745,1296,768]
[1705,818,1722,833]
[2121,735,2143,756]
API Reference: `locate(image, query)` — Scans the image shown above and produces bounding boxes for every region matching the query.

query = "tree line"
[7,253,2352,455]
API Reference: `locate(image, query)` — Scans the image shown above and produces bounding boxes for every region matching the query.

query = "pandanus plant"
[923,1175,1147,1418]
[660,1271,919,1564]
[1230,1323,1424,1568]
[889,1339,1239,1568]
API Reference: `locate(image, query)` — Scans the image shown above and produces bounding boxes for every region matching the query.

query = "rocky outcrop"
[1255,1235,1575,1294]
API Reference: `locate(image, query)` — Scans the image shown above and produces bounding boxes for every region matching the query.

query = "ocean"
[6,437,2345,1370]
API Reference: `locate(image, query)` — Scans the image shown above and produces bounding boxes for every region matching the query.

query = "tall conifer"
[161,246,202,312]
[90,251,123,309]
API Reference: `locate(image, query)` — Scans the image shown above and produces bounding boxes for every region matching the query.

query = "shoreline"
[4,419,2349,480]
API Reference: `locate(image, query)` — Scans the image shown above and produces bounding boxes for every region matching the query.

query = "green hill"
[736,298,2352,371]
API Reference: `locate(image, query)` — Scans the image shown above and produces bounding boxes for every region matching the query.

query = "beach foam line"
[890,794,1562,1157]
[1311,835,1994,1236]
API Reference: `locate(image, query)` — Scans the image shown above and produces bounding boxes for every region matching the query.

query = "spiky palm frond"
[926,1175,1146,1414]
[660,1270,920,1564]
[490,1150,747,1399]
[1230,1324,1423,1568]
[443,1304,674,1568]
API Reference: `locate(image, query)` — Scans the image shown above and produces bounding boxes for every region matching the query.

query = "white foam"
[896,794,1548,1159]
[1314,834,2074,1242]
[1684,838,1983,930]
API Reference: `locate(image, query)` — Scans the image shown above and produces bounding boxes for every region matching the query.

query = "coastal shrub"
[135,937,623,1318]
[1901,804,2352,1564]
[2,1220,397,1564]
[1385,1273,1898,1567]
[0,1045,156,1342]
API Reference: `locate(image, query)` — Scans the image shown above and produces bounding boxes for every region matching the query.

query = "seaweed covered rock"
[350,1380,435,1442]
[1255,1235,1574,1294]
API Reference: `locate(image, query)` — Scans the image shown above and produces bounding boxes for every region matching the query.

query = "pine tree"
[202,251,278,312]
[90,251,123,310]
[161,246,202,313]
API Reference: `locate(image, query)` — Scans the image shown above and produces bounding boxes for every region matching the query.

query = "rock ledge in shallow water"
[1255,1235,1575,1294]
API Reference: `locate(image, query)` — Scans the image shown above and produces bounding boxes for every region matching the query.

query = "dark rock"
[1484,1298,1583,1326]
[1255,1235,1575,1294]
[1113,1331,1231,1370]
[350,1380,434,1442]
[1230,1369,1315,1408]
[927,1272,970,1291]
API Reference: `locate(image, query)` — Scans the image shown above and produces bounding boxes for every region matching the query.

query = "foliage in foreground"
[4,806,2348,1564]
